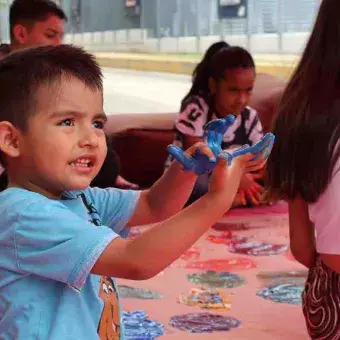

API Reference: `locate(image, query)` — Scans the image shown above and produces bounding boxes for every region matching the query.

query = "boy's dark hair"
[183,44,255,102]
[0,44,103,132]
[267,0,340,203]
[10,0,67,41]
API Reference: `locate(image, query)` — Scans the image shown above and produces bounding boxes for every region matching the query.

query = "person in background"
[166,43,264,207]
[267,0,340,338]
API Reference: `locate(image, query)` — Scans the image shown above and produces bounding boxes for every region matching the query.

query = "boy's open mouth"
[69,156,95,168]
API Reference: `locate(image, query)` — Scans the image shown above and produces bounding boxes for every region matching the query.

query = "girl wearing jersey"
[166,44,264,206]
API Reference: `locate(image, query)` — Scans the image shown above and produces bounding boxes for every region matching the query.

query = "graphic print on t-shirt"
[98,276,121,340]
[78,193,121,340]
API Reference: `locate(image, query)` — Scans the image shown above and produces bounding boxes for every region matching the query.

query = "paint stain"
[118,285,163,300]
[206,232,247,245]
[228,240,288,256]
[212,222,250,231]
[178,288,231,311]
[257,270,307,285]
[213,219,288,232]
[187,271,246,289]
[123,310,164,339]
[256,284,304,305]
[228,202,288,217]
[207,231,232,244]
[186,258,257,271]
[169,313,240,333]
[180,246,201,261]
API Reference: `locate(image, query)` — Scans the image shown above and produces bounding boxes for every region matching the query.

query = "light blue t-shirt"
[0,186,140,339]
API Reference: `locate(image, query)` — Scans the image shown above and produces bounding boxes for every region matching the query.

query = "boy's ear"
[209,77,216,94]
[0,122,21,159]
[12,24,29,44]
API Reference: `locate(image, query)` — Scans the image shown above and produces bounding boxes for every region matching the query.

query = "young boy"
[0,44,262,339]
[0,0,137,191]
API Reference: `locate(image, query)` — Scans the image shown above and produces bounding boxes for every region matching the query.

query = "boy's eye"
[58,119,75,127]
[93,120,105,129]
[45,33,56,39]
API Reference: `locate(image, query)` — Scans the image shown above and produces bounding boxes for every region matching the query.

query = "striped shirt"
[165,94,263,168]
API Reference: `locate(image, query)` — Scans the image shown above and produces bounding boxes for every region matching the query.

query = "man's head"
[10,0,67,48]
[0,45,107,198]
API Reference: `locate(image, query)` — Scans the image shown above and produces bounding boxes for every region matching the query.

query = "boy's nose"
[78,129,99,149]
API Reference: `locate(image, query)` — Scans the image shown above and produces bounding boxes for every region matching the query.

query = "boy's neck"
[7,176,62,200]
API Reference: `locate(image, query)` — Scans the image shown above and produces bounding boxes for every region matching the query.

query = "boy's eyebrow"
[50,110,108,122]
[45,28,63,35]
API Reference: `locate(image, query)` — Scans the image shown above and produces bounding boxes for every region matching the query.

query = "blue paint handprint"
[204,115,236,158]
[230,133,275,162]
[167,115,235,175]
[167,115,275,175]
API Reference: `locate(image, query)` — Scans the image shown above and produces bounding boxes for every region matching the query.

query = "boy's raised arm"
[126,144,206,227]
[92,154,250,280]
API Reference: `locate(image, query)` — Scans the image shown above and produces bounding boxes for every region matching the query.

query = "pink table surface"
[118,202,308,339]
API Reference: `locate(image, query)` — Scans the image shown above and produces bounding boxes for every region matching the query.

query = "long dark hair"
[183,41,229,101]
[267,0,340,203]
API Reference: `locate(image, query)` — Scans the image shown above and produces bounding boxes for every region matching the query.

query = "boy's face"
[15,14,65,47]
[11,77,107,198]
[210,68,255,117]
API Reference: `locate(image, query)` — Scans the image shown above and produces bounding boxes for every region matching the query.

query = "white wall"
[65,29,309,55]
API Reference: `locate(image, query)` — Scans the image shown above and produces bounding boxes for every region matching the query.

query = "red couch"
[107,73,286,188]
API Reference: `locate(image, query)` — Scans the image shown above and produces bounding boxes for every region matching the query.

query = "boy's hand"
[167,116,235,175]
[209,152,253,195]
[243,158,266,174]
[230,133,275,163]
[167,142,218,175]
[204,115,235,157]
[184,142,216,160]
[229,133,274,175]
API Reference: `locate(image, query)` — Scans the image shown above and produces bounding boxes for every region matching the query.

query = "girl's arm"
[289,197,316,268]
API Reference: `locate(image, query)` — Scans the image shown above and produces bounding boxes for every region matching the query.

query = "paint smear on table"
[178,288,231,311]
[206,231,247,245]
[257,270,308,285]
[186,258,257,271]
[169,313,240,333]
[256,284,304,305]
[212,222,250,231]
[228,239,288,256]
[187,271,246,289]
[118,285,163,300]
[123,310,164,339]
